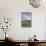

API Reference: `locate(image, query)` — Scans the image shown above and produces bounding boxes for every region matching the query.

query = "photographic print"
[21,12,32,27]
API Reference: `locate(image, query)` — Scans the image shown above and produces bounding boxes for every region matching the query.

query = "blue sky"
[21,12,32,21]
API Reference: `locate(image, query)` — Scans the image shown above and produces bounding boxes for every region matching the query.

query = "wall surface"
[44,15,46,40]
[0,0,46,40]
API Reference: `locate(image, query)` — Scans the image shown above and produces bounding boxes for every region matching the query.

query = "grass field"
[21,20,32,27]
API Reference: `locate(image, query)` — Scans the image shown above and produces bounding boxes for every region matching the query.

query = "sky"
[21,12,32,21]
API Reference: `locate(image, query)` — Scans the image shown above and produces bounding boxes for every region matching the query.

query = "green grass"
[21,20,32,27]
